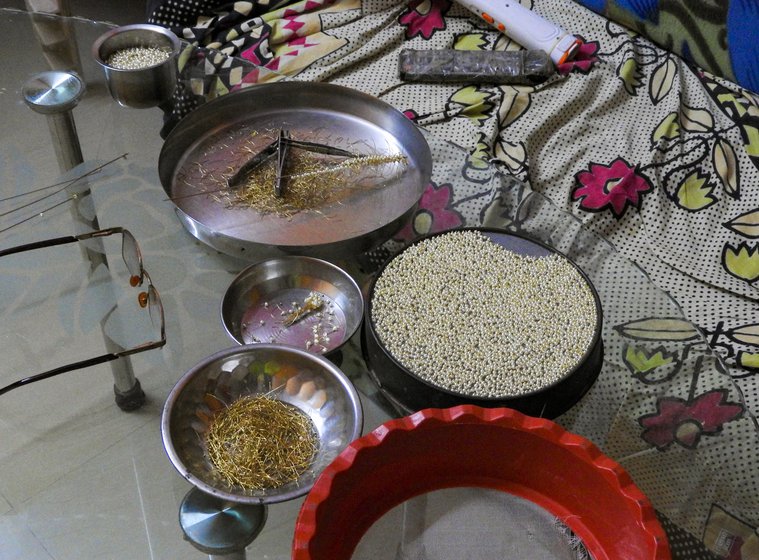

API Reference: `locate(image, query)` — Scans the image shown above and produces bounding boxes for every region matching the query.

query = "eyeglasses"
[0,227,166,396]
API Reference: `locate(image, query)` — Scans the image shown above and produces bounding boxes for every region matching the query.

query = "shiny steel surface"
[221,256,364,355]
[22,71,85,114]
[161,344,363,505]
[22,70,86,171]
[179,487,267,555]
[92,24,180,108]
[158,82,433,259]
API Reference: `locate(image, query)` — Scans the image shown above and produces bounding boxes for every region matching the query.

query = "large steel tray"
[158,82,432,260]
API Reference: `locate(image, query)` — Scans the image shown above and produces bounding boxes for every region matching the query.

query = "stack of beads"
[106,46,172,70]
[371,229,598,399]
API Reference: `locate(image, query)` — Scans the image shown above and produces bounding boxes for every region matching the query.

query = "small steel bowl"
[161,344,363,505]
[221,256,364,356]
[92,23,180,108]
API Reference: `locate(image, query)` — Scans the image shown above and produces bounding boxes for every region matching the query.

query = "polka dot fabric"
[147,0,759,556]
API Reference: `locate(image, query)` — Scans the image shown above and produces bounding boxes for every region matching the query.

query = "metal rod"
[22,71,144,410]
[45,110,84,173]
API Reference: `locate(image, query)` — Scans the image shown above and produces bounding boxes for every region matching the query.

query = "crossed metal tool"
[226,129,356,196]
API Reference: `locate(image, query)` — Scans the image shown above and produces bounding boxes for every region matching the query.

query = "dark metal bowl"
[362,228,603,418]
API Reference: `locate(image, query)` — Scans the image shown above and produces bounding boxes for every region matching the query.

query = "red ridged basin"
[293,405,670,560]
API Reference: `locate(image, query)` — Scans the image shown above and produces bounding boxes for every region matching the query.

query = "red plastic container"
[293,406,670,560]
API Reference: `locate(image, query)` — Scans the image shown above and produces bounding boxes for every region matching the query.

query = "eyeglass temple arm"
[0,353,120,396]
[0,228,125,258]
[0,337,167,396]
[0,235,79,257]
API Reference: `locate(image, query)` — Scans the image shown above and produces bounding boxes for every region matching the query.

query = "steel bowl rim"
[157,82,433,259]
[91,23,181,69]
[160,343,364,504]
[365,226,604,403]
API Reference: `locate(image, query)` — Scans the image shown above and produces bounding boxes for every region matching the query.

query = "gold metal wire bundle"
[205,394,318,490]
[214,151,408,218]
[288,154,408,179]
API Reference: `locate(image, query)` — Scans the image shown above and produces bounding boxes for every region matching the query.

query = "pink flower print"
[558,40,599,75]
[403,109,419,121]
[639,390,743,450]
[726,536,745,560]
[572,157,653,218]
[399,0,451,40]
[240,39,268,66]
[394,182,463,242]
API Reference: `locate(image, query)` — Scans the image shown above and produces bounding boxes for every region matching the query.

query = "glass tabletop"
[1,8,755,560]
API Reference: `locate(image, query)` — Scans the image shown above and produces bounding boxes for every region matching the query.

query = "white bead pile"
[371,230,598,398]
[106,46,171,70]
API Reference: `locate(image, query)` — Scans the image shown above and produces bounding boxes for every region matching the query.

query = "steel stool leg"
[179,487,267,559]
[22,70,145,410]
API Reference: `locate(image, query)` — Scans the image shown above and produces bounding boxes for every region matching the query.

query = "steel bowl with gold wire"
[160,344,363,504]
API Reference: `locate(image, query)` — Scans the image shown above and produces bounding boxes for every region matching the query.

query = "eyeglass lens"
[146,284,164,335]
[148,284,160,318]
[121,230,144,286]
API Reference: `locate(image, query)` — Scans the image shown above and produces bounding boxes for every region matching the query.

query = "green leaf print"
[453,33,489,51]
[625,346,674,372]
[712,139,740,198]
[449,86,496,125]
[744,124,759,158]
[468,136,491,170]
[716,92,750,119]
[615,318,701,342]
[723,243,759,282]
[624,346,681,384]
[674,170,717,211]
[724,208,759,239]
[649,57,677,105]
[651,112,680,146]
[737,351,759,369]
[618,58,643,96]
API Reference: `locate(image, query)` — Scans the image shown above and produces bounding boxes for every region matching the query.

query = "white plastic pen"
[456,0,581,65]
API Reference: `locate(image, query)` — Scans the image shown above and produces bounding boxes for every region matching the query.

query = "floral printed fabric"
[572,0,759,96]
[148,0,759,557]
